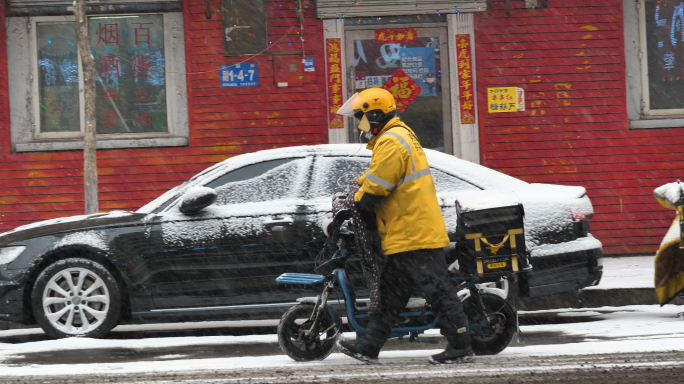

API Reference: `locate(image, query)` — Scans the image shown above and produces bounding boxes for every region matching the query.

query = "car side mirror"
[179,187,217,214]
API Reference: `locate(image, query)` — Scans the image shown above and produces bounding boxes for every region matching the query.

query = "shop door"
[345,27,452,153]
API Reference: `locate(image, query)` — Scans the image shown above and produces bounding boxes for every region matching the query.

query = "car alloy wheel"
[32,258,122,339]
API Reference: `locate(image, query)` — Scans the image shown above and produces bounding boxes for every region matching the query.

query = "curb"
[0,288,664,332]
[517,287,659,311]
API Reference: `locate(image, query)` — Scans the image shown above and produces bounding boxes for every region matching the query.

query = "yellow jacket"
[354,117,450,255]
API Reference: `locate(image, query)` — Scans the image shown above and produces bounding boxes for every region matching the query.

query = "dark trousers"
[360,248,470,354]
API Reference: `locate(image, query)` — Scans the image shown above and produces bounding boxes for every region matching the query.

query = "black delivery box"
[455,191,530,280]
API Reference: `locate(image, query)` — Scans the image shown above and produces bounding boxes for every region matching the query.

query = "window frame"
[31,16,85,140]
[626,0,684,128]
[7,12,188,152]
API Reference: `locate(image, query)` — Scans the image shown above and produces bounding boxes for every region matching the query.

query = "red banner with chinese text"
[326,38,344,129]
[455,34,475,124]
[382,68,422,112]
[375,28,418,44]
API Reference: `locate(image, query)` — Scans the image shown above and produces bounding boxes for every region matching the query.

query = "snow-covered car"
[0,144,603,338]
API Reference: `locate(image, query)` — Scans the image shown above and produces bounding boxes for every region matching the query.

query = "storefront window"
[347,28,450,152]
[644,0,684,112]
[36,14,167,135]
[36,23,81,133]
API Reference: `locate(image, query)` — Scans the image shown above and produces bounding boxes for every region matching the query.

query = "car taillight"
[571,210,593,221]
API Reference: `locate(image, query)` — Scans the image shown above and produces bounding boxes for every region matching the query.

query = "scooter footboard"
[276,273,329,286]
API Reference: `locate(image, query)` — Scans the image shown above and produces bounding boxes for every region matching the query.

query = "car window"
[431,169,480,192]
[310,156,479,198]
[310,156,370,198]
[206,158,311,205]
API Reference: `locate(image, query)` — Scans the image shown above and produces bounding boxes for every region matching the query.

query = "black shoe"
[428,346,474,365]
[337,339,380,364]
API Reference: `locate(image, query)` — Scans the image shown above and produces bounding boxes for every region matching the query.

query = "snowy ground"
[583,254,655,289]
[0,255,681,382]
[0,304,682,382]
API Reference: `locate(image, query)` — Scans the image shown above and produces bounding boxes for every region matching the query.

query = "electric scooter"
[275,193,525,361]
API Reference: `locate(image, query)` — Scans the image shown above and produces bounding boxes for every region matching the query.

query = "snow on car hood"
[0,211,146,247]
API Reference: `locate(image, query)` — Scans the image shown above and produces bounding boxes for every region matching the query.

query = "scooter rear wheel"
[278,304,339,361]
[463,292,517,355]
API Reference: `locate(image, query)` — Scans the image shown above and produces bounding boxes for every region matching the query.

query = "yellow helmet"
[337,88,397,134]
[352,88,396,116]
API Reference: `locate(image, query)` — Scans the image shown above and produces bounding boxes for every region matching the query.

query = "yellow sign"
[487,262,507,269]
[487,87,525,113]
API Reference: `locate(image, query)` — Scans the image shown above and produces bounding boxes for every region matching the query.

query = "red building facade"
[473,1,677,255]
[0,0,677,255]
[0,0,328,233]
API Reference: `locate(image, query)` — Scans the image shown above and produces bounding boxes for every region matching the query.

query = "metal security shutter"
[315,0,486,18]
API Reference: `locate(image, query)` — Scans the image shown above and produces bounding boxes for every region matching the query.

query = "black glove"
[355,193,383,230]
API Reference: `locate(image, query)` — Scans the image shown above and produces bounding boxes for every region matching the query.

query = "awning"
[315,0,487,18]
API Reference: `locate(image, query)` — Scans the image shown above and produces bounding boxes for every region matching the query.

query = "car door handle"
[264,217,293,231]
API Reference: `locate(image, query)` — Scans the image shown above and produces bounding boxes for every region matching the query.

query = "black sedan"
[0,144,603,338]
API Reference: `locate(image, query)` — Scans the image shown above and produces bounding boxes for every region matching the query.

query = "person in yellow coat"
[653,182,684,305]
[334,88,473,364]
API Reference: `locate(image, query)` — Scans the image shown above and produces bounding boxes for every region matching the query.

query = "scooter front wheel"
[277,304,340,361]
[463,292,517,356]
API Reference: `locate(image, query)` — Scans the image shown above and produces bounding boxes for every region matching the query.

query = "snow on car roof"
[137,144,531,214]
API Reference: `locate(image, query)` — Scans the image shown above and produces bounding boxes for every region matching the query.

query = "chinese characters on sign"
[375,28,418,44]
[400,47,436,97]
[220,63,258,87]
[455,34,475,124]
[644,2,684,109]
[90,14,167,134]
[326,38,344,129]
[36,15,167,134]
[487,87,525,113]
[382,68,422,112]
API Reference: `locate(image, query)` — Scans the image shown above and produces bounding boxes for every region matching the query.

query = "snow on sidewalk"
[584,254,655,290]
[0,305,681,377]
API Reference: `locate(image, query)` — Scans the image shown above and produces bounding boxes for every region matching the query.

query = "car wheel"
[31,258,122,339]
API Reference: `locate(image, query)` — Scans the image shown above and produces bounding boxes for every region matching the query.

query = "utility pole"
[74,0,99,214]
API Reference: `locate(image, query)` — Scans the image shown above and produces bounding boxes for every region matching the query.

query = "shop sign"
[326,38,344,129]
[455,34,475,124]
[382,68,422,112]
[304,57,314,72]
[220,63,258,88]
[400,47,437,97]
[375,28,418,44]
[487,87,525,113]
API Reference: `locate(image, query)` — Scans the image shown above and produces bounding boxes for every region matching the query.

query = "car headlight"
[0,246,26,266]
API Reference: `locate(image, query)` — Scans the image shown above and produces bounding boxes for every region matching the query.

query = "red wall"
[476,0,675,255]
[0,0,327,233]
